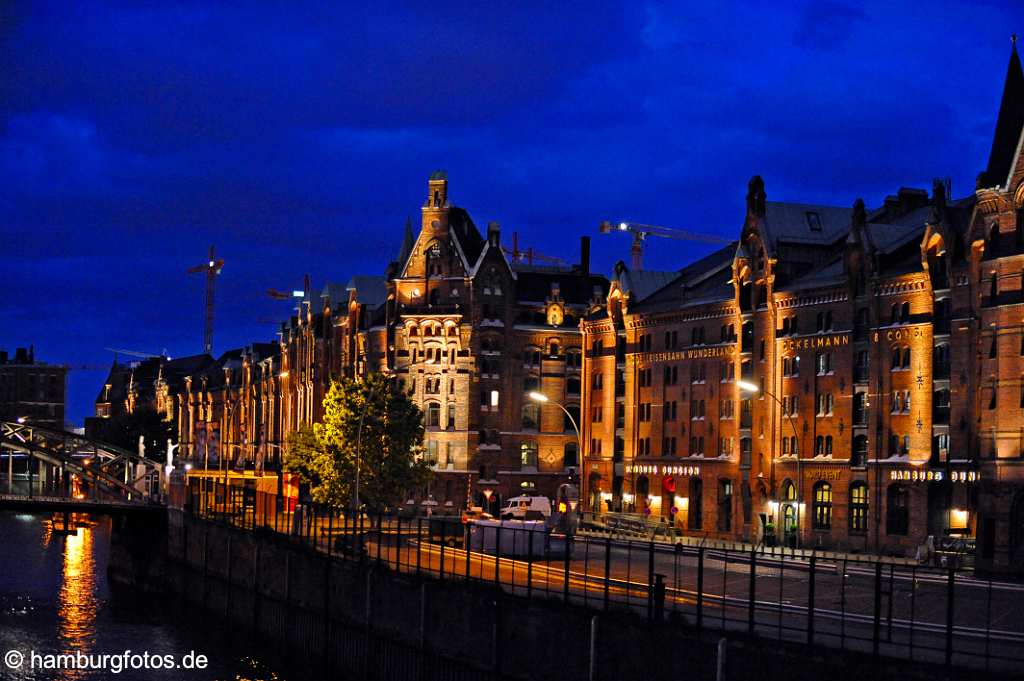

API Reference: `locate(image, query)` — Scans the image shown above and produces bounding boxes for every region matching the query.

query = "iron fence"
[183,479,1024,674]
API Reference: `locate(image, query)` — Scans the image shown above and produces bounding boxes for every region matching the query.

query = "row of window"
[522,346,583,366]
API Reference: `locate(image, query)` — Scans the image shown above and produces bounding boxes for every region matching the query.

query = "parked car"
[500,495,552,521]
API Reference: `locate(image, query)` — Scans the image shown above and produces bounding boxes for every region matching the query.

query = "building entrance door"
[782,504,797,547]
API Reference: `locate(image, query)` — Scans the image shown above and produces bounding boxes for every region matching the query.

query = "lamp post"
[528,391,581,532]
[527,390,582,461]
[737,380,802,548]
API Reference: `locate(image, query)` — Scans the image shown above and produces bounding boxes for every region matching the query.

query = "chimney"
[488,221,501,247]
[897,187,929,215]
[580,236,591,280]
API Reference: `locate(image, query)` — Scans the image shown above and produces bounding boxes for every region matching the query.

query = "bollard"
[652,573,666,623]
[716,637,727,681]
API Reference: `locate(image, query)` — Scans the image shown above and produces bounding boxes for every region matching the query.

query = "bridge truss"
[0,420,164,507]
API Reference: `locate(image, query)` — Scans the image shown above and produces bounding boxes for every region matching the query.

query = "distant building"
[0,346,66,429]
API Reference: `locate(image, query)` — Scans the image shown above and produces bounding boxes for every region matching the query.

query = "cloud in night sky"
[0,0,1019,423]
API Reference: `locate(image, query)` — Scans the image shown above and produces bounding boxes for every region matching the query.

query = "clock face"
[547,304,563,327]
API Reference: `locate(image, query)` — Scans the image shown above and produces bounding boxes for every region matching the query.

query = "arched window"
[563,442,578,468]
[812,482,833,529]
[522,404,539,430]
[887,484,909,535]
[850,482,869,533]
[852,435,868,466]
[425,403,441,428]
[781,480,796,501]
[688,478,703,530]
[446,403,456,429]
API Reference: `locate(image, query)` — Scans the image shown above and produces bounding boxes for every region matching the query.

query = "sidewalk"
[578,514,921,568]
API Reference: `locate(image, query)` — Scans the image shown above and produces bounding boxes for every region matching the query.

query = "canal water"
[0,511,294,681]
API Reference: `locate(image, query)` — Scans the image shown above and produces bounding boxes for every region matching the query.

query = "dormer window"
[806,212,822,232]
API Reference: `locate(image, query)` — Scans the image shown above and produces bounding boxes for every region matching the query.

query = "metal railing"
[183,479,1024,675]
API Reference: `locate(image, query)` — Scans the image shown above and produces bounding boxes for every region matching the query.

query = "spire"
[397,215,414,264]
[982,35,1024,188]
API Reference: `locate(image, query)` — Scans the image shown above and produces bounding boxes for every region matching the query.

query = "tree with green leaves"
[284,373,432,512]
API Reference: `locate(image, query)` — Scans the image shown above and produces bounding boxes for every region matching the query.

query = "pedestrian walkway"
[579,512,921,568]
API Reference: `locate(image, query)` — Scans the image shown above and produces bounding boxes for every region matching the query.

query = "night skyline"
[2,2,1020,425]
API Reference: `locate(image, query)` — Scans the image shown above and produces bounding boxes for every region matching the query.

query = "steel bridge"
[0,420,165,513]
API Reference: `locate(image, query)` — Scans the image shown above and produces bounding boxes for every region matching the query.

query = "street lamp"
[527,391,582,452]
[527,390,582,476]
[737,379,803,548]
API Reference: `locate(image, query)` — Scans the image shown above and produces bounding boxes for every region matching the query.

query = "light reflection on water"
[0,511,289,681]
[57,520,97,679]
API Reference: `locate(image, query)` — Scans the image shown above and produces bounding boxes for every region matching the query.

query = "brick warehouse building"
[581,43,1024,572]
[93,172,606,511]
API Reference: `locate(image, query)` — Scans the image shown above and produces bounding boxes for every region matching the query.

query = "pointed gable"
[982,39,1024,189]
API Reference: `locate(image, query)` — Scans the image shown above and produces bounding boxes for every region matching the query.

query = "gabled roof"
[613,266,679,303]
[631,242,737,311]
[783,258,845,292]
[447,207,486,267]
[761,201,851,247]
[321,281,349,309]
[346,275,388,309]
[515,268,608,305]
[983,41,1024,189]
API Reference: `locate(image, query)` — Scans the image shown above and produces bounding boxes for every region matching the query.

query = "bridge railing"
[182,477,1024,675]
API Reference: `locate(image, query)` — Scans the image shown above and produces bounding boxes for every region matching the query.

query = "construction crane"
[266,274,311,302]
[599,221,731,271]
[187,246,224,355]
[103,347,167,359]
[501,232,566,267]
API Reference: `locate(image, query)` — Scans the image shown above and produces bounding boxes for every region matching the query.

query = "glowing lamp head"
[618,222,629,231]
[736,380,759,394]
[527,391,548,403]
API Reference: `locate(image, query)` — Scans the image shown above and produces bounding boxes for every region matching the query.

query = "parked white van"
[500,495,552,521]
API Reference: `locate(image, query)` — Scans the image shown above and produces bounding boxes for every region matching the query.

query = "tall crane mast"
[599,221,731,271]
[187,245,224,355]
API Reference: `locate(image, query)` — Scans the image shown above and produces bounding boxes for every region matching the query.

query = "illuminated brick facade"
[582,45,1024,571]
[98,172,606,510]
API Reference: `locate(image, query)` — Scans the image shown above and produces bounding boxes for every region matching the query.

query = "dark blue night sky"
[1,2,1019,425]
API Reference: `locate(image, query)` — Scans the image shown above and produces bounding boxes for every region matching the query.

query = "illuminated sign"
[803,468,842,480]
[889,469,943,482]
[640,346,734,363]
[625,464,701,477]
[780,334,850,352]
